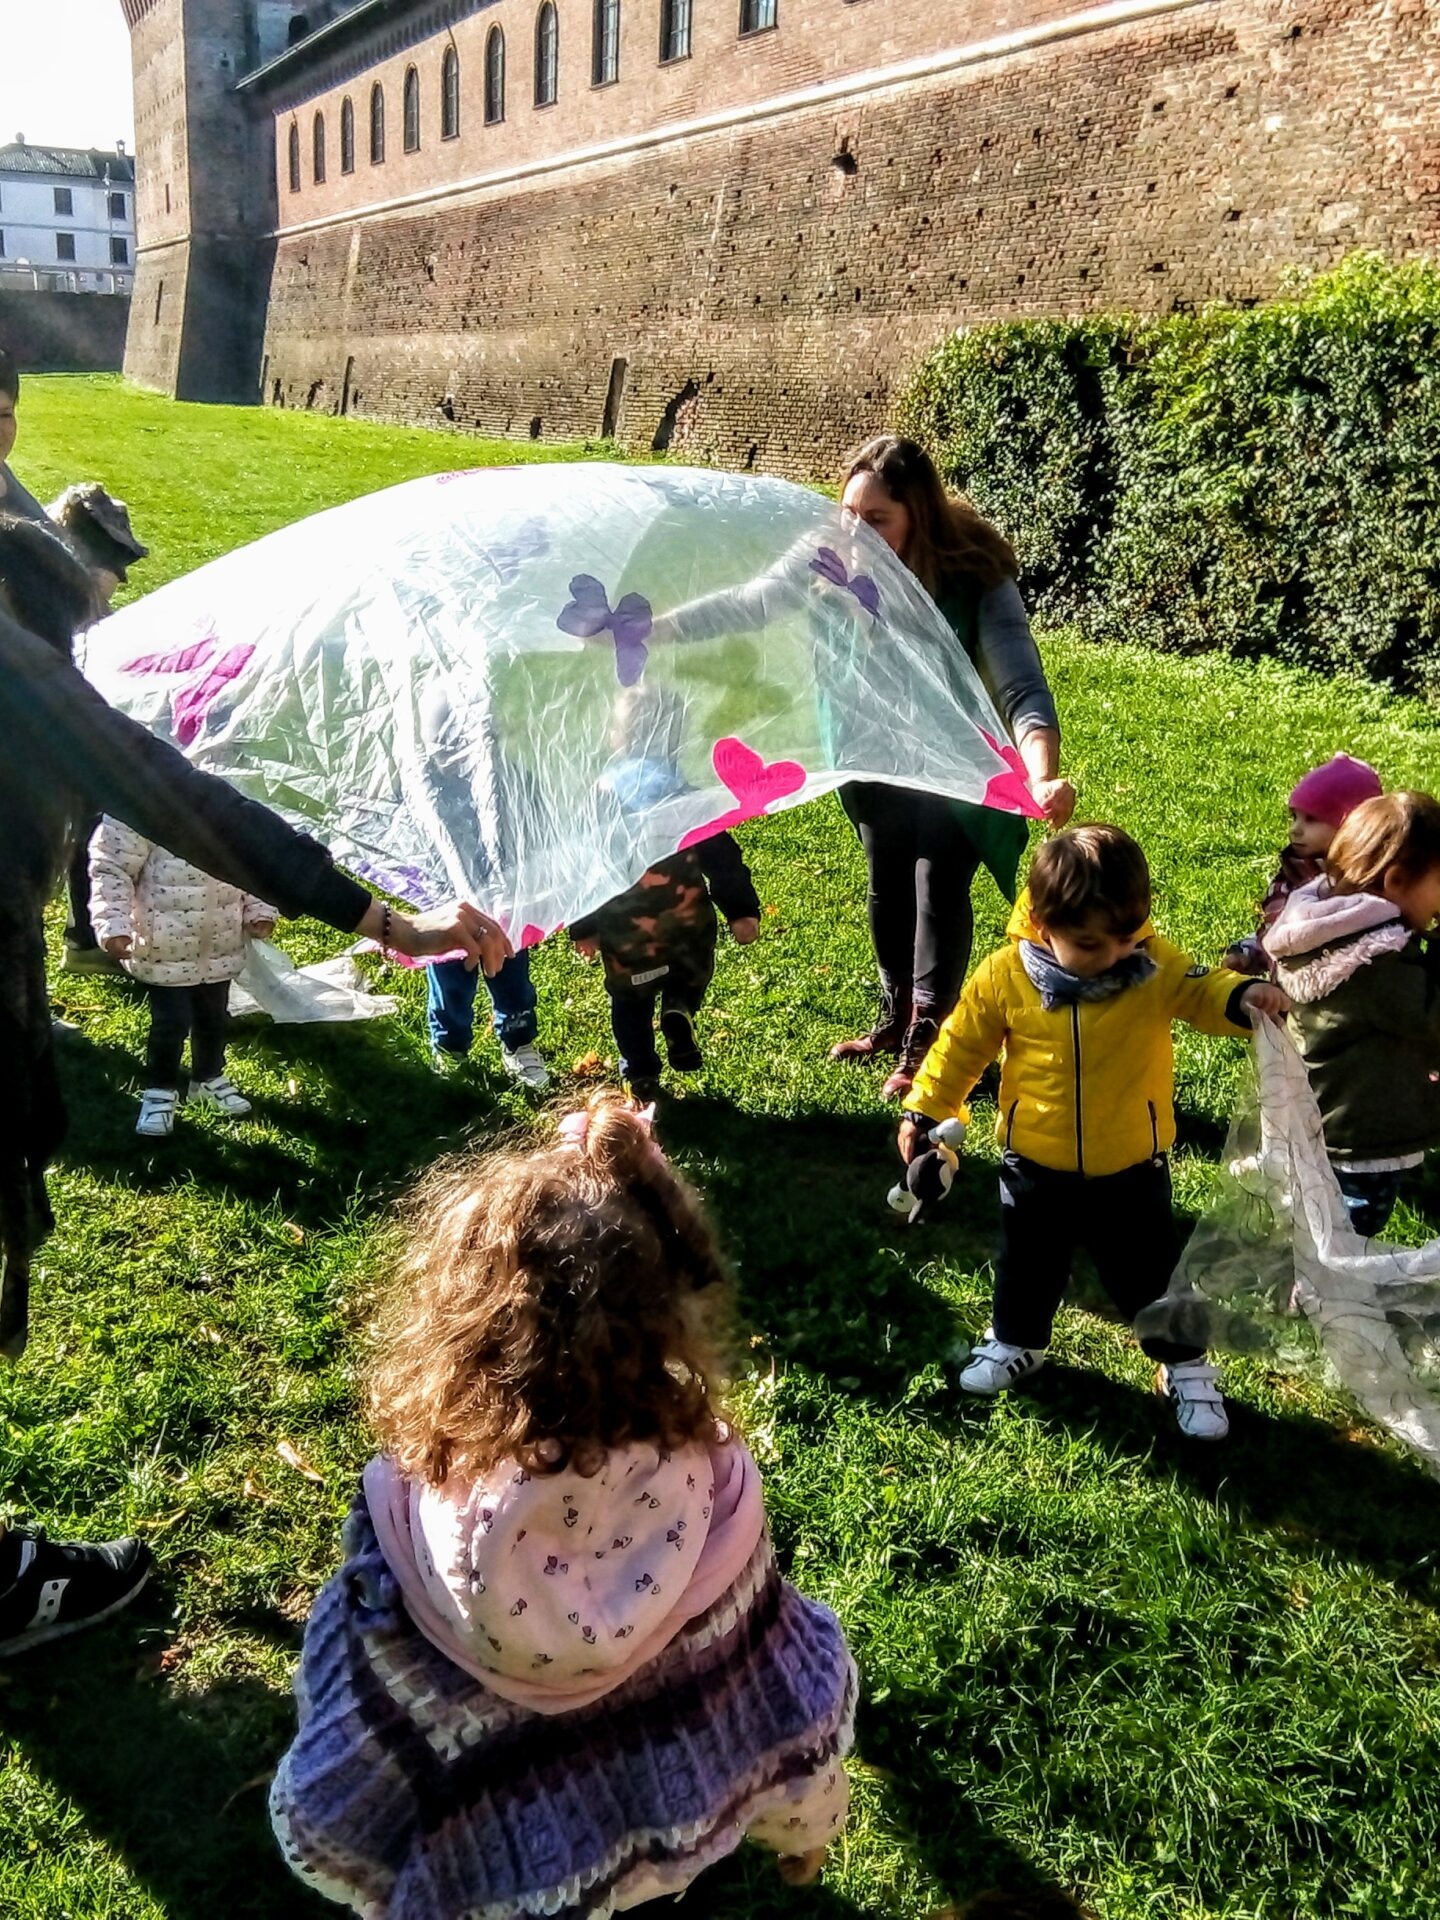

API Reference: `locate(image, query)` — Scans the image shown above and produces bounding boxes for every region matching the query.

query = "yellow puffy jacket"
[906,895,1251,1177]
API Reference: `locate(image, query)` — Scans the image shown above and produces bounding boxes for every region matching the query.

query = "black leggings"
[839,783,983,1024]
[144,981,231,1091]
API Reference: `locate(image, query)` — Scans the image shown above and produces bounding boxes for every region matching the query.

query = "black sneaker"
[0,1529,153,1657]
[660,1008,704,1073]
[624,1074,663,1103]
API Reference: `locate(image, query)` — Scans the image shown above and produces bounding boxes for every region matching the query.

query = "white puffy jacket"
[88,817,276,988]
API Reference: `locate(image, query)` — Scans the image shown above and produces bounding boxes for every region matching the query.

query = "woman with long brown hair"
[832,435,1073,1094]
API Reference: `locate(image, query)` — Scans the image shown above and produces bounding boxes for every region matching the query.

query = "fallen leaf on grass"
[242,1474,273,1503]
[283,1221,306,1245]
[572,1051,606,1078]
[286,1077,300,1099]
[277,1439,325,1483]
[220,1771,276,1816]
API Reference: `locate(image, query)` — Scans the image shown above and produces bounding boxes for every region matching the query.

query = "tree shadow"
[3,1609,332,1920]
[929,1355,1440,1609]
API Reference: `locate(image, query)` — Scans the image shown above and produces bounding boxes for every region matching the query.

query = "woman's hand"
[360,900,514,975]
[103,934,132,959]
[1017,731,1075,829]
[729,916,760,946]
[1029,777,1076,828]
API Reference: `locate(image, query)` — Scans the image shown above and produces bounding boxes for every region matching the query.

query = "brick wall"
[259,0,1440,476]
[0,291,131,373]
[268,0,1081,230]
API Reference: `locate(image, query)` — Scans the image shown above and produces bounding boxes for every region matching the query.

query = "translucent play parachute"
[1137,1020,1440,1476]
[80,464,1040,941]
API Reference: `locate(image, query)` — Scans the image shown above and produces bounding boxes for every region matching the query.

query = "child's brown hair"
[367,1096,730,1487]
[1027,824,1151,937]
[1325,791,1440,897]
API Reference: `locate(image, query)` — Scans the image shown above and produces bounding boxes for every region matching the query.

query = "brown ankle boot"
[829,994,911,1063]
[882,1014,940,1099]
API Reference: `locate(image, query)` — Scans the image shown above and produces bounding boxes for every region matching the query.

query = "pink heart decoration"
[979,731,1046,819]
[119,625,256,748]
[677,737,807,850]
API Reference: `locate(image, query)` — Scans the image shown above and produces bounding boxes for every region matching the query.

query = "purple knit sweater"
[270,1490,856,1917]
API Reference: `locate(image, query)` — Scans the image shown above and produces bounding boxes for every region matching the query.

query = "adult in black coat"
[0,514,509,1656]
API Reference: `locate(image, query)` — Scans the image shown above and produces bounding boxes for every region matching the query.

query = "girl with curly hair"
[271,1096,856,1918]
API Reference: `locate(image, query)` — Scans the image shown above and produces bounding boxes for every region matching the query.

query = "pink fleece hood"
[365,1435,765,1714]
[1266,878,1411,1003]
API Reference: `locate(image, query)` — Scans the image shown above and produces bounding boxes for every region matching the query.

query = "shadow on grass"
[50,1019,521,1231]
[2,1614,332,1920]
[938,1358,1440,1608]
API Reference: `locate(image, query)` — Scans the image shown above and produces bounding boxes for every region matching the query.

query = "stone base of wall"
[0,292,131,375]
[127,234,274,403]
[259,0,1440,476]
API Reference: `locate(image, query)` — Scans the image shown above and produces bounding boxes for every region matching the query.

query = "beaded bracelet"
[380,904,392,956]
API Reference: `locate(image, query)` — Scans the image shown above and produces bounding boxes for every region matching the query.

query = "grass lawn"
[5,376,1440,1920]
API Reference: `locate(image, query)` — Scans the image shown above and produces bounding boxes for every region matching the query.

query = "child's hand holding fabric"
[1239,981,1290,1022]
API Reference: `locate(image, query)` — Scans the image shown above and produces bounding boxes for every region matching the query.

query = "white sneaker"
[500,1042,550,1091]
[958,1330,1047,1396]
[136,1088,177,1137]
[188,1075,252,1118]
[1158,1360,1229,1440]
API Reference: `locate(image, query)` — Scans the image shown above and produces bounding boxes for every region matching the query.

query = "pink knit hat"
[1289,754,1383,829]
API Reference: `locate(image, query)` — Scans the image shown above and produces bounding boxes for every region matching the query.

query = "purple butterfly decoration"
[809,546,881,619]
[556,574,653,687]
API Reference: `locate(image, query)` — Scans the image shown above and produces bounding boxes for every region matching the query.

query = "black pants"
[839,783,982,1027]
[1334,1166,1403,1238]
[64,815,101,950]
[607,953,713,1082]
[993,1152,1203,1364]
[144,981,231,1091]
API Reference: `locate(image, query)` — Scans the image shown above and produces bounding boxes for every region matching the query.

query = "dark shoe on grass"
[659,1008,703,1072]
[59,943,122,977]
[624,1074,663,1103]
[0,1529,153,1657]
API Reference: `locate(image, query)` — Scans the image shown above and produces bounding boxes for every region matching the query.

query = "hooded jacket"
[89,817,275,987]
[364,1435,766,1715]
[1268,880,1440,1162]
[906,894,1250,1176]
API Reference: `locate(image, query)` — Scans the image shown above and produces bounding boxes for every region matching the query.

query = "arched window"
[287,121,300,192]
[592,0,619,85]
[659,0,691,61]
[340,95,355,173]
[534,1,558,106]
[370,82,385,163]
[442,45,461,138]
[312,110,326,184]
[483,28,505,124]
[403,64,420,152]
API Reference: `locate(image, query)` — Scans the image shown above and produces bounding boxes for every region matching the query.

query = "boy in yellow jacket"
[898,825,1287,1438]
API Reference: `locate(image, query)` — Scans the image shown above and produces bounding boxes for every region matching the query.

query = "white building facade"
[0,142,137,293]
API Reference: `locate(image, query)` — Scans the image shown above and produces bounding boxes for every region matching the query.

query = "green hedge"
[898,255,1440,699]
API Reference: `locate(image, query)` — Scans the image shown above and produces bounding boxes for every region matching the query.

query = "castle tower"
[120,0,292,400]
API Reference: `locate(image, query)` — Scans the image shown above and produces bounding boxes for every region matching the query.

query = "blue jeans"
[426,952,538,1056]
